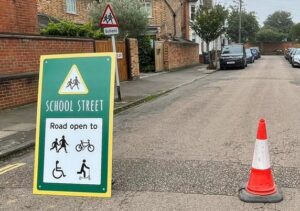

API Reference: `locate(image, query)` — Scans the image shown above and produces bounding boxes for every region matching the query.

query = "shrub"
[41,21,105,39]
[138,36,155,72]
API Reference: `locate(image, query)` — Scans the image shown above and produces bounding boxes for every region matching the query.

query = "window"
[191,5,195,21]
[66,0,77,14]
[192,33,196,42]
[199,0,203,9]
[142,0,152,18]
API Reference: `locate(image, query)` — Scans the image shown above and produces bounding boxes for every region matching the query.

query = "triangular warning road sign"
[99,4,119,27]
[58,65,88,95]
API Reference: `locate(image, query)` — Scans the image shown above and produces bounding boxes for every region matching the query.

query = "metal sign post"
[111,35,121,101]
[100,4,121,101]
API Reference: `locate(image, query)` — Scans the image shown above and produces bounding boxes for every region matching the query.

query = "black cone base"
[239,184,283,203]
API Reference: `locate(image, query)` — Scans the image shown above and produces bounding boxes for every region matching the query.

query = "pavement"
[0,64,213,159]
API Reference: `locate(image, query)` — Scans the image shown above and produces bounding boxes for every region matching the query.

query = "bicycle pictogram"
[75,139,95,152]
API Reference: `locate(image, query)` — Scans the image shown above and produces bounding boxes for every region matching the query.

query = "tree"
[256,28,286,42]
[227,8,260,43]
[290,23,300,42]
[190,5,228,68]
[88,0,148,38]
[264,11,294,35]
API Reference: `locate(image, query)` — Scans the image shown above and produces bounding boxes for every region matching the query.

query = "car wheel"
[292,62,295,68]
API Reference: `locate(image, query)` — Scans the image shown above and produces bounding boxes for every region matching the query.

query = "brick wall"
[0,0,38,34]
[164,41,199,70]
[0,34,141,110]
[38,0,92,24]
[0,34,94,74]
[0,34,94,110]
[0,73,38,110]
[245,42,300,55]
[127,38,140,80]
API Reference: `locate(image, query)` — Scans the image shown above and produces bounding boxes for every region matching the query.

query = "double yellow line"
[0,163,26,175]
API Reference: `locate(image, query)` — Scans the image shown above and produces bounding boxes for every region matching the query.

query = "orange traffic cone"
[239,119,283,203]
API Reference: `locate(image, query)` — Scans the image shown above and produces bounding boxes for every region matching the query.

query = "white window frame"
[66,0,77,15]
[142,0,152,18]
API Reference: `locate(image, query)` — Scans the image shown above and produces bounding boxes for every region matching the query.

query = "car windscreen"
[246,49,252,55]
[294,49,300,55]
[222,46,243,54]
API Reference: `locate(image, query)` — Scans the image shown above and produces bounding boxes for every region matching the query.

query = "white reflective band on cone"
[252,139,271,169]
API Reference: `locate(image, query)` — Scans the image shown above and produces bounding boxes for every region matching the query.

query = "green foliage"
[190,4,228,68]
[137,36,154,72]
[191,5,228,44]
[289,23,300,42]
[227,9,260,43]
[88,0,148,38]
[256,28,286,42]
[264,11,294,34]
[41,21,104,38]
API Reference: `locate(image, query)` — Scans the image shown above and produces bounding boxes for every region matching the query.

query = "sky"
[215,0,300,26]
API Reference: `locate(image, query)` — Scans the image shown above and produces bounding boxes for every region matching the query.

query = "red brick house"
[37,0,191,40]
[143,0,190,40]
[37,0,92,26]
[0,0,38,34]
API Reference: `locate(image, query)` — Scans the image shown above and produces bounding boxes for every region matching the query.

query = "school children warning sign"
[58,65,88,95]
[33,53,115,197]
[99,4,119,27]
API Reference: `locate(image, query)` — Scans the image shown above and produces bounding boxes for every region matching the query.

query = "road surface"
[1,56,300,210]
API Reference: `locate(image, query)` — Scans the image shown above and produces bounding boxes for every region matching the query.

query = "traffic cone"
[239,119,283,203]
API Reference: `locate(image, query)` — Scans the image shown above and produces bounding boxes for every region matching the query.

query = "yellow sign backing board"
[33,53,115,197]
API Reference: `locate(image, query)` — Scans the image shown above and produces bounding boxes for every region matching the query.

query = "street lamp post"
[238,0,242,43]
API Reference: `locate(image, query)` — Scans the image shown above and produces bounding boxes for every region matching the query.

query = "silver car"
[292,49,300,67]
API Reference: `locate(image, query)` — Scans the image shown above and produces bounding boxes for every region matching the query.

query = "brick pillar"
[127,38,140,80]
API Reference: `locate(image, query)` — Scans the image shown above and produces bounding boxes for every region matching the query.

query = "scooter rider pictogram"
[77,159,90,180]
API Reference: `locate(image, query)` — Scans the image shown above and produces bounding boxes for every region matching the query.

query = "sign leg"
[112,35,122,101]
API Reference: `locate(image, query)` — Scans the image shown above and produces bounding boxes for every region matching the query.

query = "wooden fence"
[95,40,129,81]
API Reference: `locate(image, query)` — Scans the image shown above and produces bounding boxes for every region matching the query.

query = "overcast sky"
[214,0,300,26]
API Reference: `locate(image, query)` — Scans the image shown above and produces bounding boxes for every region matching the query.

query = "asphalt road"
[1,56,300,210]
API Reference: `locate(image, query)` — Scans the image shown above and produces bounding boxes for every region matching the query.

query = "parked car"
[292,49,300,67]
[220,44,247,69]
[246,48,255,64]
[250,48,259,60]
[250,47,261,58]
[285,48,292,60]
[286,48,294,62]
[289,48,299,64]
